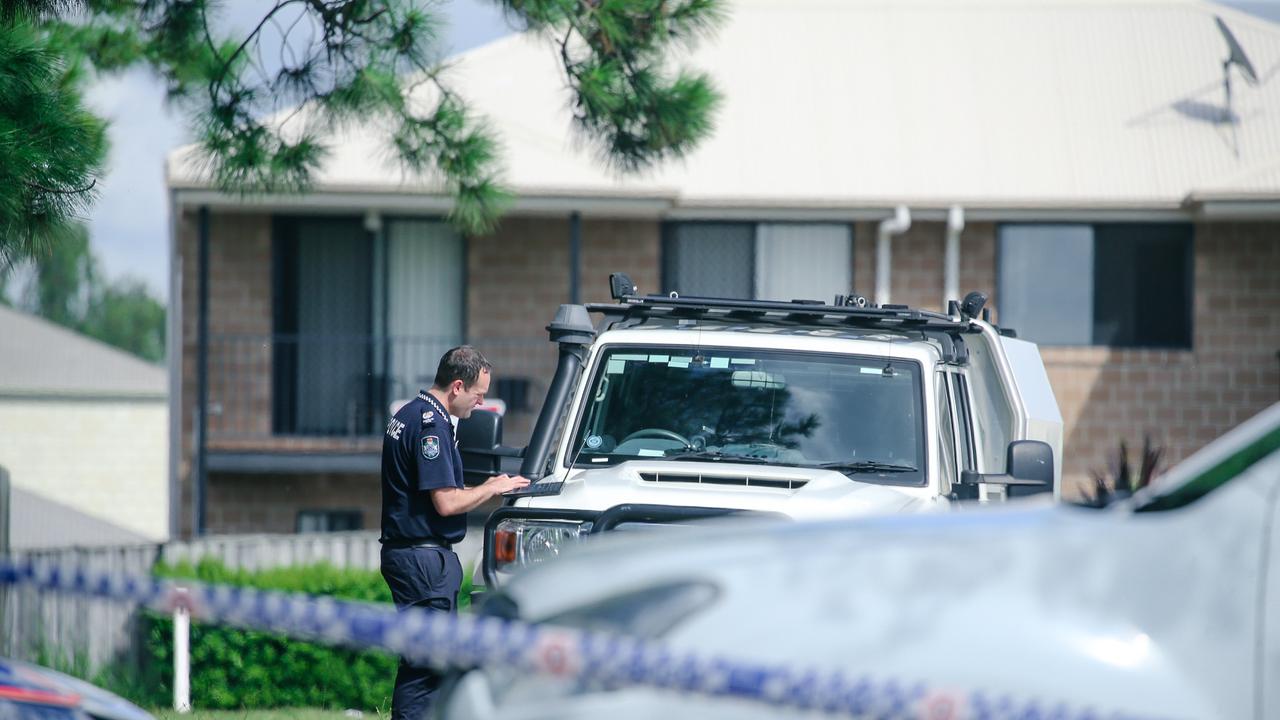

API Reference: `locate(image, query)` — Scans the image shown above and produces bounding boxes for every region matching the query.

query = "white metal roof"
[0,305,166,398]
[167,0,1280,212]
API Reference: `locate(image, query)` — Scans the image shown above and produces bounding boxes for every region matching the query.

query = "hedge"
[135,557,412,711]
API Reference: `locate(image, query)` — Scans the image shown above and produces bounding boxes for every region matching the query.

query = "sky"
[83,0,518,301]
[80,1,1280,302]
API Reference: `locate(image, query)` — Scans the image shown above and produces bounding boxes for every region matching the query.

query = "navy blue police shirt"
[380,390,467,546]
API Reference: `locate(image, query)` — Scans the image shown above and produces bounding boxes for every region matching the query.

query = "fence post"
[173,587,191,713]
[0,466,9,554]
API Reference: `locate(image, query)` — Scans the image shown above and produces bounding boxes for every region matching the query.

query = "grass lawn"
[152,709,380,720]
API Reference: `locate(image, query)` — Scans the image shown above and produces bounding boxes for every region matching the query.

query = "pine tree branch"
[25,178,98,194]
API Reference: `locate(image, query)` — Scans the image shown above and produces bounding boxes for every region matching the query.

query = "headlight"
[493,519,591,571]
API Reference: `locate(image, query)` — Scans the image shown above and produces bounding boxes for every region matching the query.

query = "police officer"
[380,345,529,720]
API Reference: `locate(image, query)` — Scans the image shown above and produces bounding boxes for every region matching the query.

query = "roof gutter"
[170,188,676,219]
[875,205,911,306]
[1186,198,1280,219]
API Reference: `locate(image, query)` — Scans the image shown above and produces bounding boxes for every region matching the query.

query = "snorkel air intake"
[519,304,596,480]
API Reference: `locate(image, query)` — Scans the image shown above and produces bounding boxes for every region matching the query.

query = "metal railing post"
[173,587,191,713]
[194,205,210,537]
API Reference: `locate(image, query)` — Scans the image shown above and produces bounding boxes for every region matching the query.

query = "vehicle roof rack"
[587,273,975,333]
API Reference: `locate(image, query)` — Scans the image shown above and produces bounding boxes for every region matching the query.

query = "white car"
[442,402,1280,719]
[462,273,1064,586]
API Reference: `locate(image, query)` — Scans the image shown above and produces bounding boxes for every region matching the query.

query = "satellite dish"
[1216,16,1259,86]
[1214,16,1260,124]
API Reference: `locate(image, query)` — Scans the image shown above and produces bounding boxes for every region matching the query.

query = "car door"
[1262,445,1280,718]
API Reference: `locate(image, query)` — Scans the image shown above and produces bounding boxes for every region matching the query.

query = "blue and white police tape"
[0,557,1164,720]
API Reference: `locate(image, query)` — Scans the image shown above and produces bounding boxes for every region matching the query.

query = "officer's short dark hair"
[434,346,492,390]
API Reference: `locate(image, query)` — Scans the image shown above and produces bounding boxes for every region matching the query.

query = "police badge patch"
[422,435,441,460]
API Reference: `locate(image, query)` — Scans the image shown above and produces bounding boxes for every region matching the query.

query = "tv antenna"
[1215,16,1259,124]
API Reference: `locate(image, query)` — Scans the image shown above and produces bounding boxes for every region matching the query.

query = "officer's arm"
[430,475,529,516]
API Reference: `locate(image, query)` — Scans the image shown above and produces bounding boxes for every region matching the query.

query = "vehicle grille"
[638,471,808,490]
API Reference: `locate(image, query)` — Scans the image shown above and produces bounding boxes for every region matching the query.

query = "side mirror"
[959,440,1055,499]
[457,410,523,486]
[1004,440,1054,497]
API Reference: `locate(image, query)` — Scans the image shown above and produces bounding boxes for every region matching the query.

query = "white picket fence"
[160,530,383,573]
[0,531,383,675]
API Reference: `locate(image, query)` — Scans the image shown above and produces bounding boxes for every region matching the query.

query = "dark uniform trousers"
[380,544,464,720]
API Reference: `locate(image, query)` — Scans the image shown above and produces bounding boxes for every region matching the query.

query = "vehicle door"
[964,328,1063,495]
[1262,444,1280,718]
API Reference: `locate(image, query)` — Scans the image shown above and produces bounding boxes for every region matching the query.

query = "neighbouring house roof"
[0,305,166,399]
[167,0,1280,213]
[6,487,154,549]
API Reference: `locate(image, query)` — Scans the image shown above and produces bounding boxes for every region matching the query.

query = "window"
[997,223,1192,348]
[936,374,958,496]
[568,346,926,485]
[297,509,363,533]
[273,217,463,435]
[663,222,853,302]
[952,374,976,473]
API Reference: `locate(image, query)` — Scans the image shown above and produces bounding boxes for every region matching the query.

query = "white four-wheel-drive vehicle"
[458,273,1063,586]
[442,402,1280,720]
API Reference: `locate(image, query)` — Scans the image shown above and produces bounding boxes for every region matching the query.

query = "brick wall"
[853,222,877,300]
[580,219,661,303]
[888,224,946,312]
[177,212,274,448]
[1047,222,1280,495]
[178,211,275,537]
[852,220,996,314]
[468,216,660,444]
[205,472,379,534]
[958,222,998,316]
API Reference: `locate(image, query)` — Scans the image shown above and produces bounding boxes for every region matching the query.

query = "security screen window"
[997,223,1193,348]
[272,217,463,435]
[569,347,926,485]
[663,222,853,302]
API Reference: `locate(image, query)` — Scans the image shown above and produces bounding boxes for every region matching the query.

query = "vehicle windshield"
[568,346,925,483]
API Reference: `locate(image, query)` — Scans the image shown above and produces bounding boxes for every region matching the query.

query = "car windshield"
[568,346,925,483]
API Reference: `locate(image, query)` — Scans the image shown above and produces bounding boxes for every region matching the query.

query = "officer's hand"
[487,473,531,495]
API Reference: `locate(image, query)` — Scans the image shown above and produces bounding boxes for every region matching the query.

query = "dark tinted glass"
[997,222,1192,348]
[570,346,926,484]
[1093,223,1192,348]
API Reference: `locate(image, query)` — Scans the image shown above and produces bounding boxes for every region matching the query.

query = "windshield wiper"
[663,450,786,466]
[815,460,918,474]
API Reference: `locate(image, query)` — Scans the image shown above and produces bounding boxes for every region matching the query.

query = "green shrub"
[139,558,399,711]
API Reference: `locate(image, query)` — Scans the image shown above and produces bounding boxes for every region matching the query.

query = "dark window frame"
[296,509,364,533]
[995,222,1194,349]
[660,220,857,299]
[271,214,465,436]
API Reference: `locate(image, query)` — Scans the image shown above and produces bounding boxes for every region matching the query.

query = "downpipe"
[943,205,964,310]
[519,304,596,480]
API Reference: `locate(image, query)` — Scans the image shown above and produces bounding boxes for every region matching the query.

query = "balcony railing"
[204,335,555,450]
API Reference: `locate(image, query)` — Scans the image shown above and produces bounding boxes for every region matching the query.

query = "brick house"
[166,0,1280,537]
